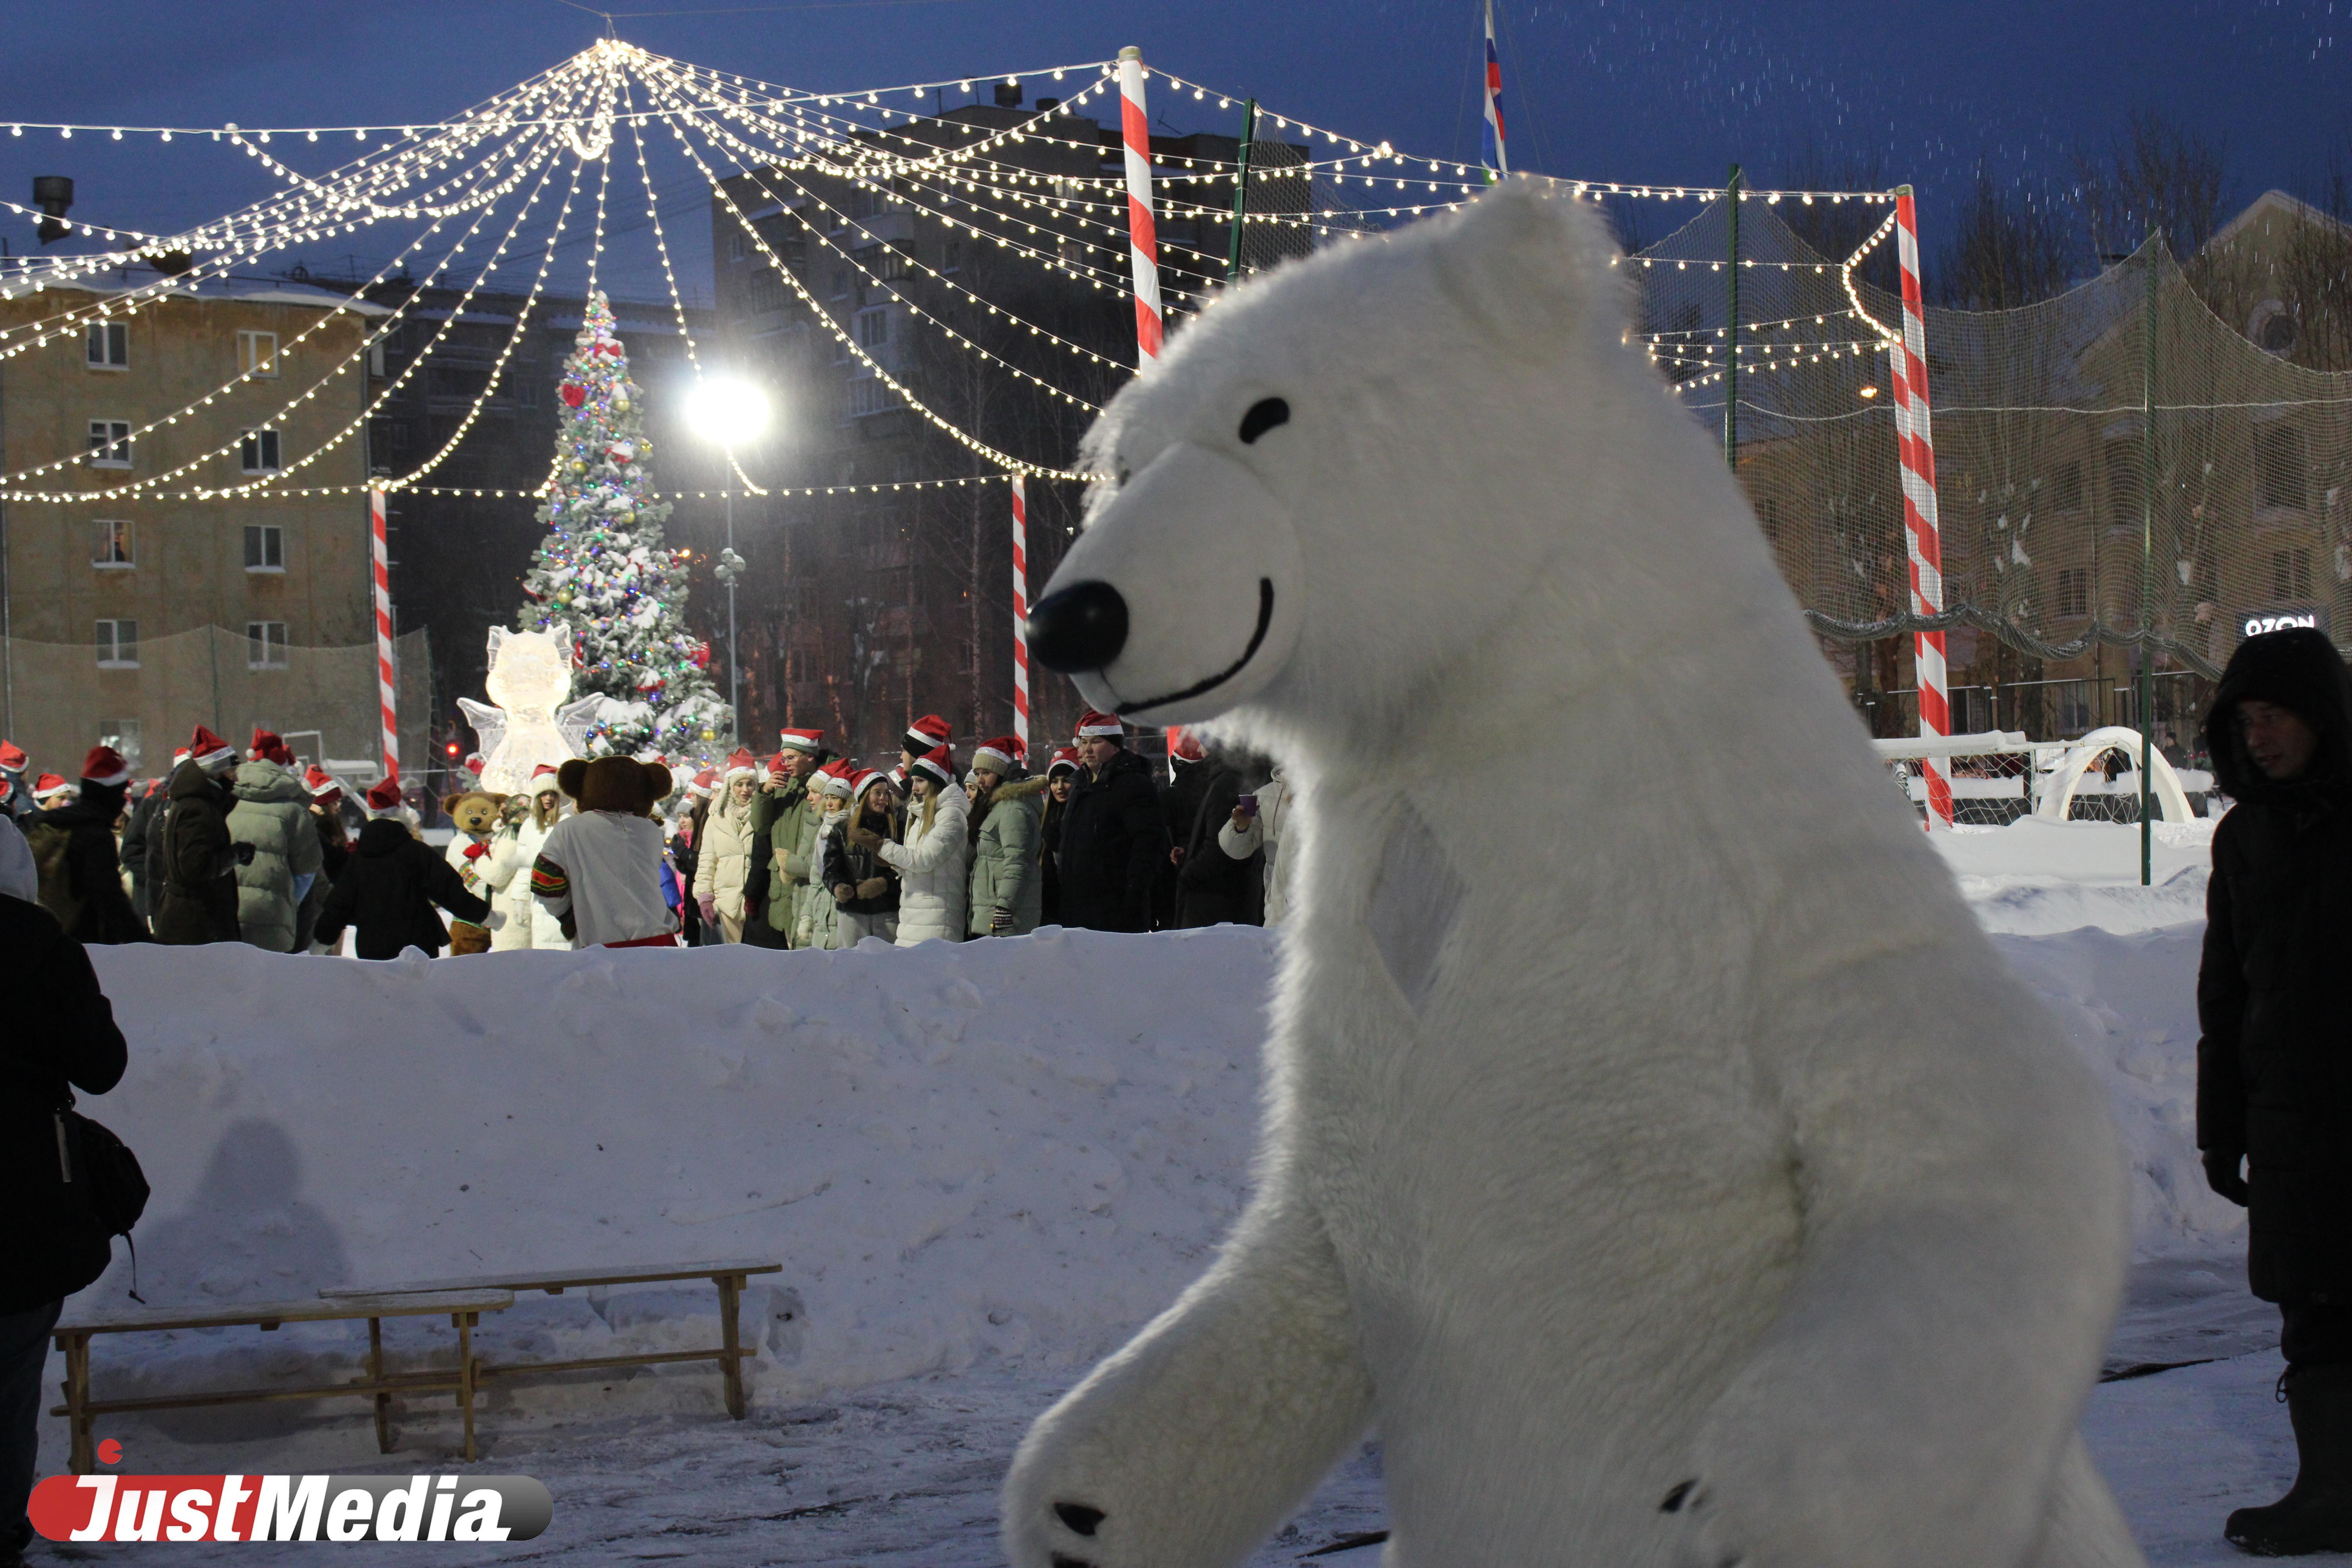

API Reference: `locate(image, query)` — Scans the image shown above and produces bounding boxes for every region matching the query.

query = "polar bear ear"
[1430,183,1608,365]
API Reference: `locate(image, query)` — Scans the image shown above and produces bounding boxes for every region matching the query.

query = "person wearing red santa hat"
[247,728,297,768]
[858,743,968,946]
[227,729,323,954]
[748,728,829,949]
[28,776,73,809]
[20,746,145,944]
[902,713,953,775]
[824,768,902,947]
[153,726,249,945]
[0,738,33,823]
[120,749,188,927]
[482,763,569,953]
[966,736,1045,937]
[693,748,761,944]
[312,775,490,959]
[1054,711,1168,933]
[294,766,353,951]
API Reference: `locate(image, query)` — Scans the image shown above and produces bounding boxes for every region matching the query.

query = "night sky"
[1,0,2339,304]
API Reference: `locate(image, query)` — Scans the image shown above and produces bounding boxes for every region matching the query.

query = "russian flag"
[1482,0,1509,181]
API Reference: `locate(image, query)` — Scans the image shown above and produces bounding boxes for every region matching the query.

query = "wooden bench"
[322,1259,781,1421]
[52,1290,512,1474]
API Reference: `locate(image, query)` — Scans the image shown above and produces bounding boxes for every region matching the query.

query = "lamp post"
[684,378,770,744]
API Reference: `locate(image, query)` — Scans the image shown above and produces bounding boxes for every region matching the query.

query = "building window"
[2047,461,2083,512]
[2273,548,2314,600]
[2258,424,2309,512]
[517,378,538,408]
[85,320,127,369]
[92,519,133,568]
[86,420,132,468]
[855,306,890,348]
[247,621,289,669]
[2102,438,2140,529]
[2056,566,2090,619]
[239,428,281,474]
[727,229,747,261]
[239,330,279,377]
[244,523,285,572]
[96,720,141,772]
[829,268,851,301]
[96,619,138,668]
[749,266,786,315]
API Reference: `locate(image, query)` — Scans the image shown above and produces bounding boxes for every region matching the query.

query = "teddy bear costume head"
[1009,185,2137,1568]
[438,789,507,839]
[557,756,671,817]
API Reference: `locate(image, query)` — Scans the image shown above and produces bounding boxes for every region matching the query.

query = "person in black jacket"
[2197,627,2352,1555]
[1038,749,1078,927]
[1056,712,1168,934]
[314,776,490,959]
[0,820,129,1563]
[153,727,247,946]
[118,774,168,926]
[25,746,146,945]
[1173,746,1258,928]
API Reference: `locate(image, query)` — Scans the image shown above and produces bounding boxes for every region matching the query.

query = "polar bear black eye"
[1238,397,1290,445]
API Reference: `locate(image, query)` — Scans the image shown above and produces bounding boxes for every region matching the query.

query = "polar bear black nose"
[1027,580,1129,672]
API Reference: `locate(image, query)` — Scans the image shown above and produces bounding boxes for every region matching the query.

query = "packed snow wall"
[69,913,2237,1424]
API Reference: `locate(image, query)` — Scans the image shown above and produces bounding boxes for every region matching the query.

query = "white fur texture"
[1002,186,2141,1568]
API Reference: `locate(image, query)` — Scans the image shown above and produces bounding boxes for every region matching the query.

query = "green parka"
[227,758,324,953]
[967,777,1045,936]
[750,777,824,944]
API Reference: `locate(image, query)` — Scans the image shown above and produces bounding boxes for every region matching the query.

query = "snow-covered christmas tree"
[517,291,729,759]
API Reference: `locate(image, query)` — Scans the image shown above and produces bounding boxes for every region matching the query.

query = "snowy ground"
[28,819,2310,1566]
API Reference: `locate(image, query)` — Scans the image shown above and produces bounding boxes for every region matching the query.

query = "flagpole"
[1482,0,1509,183]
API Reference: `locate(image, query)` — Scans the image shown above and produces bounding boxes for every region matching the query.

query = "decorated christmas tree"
[517,291,729,759]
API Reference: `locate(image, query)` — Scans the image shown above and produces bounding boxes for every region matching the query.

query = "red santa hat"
[765,752,790,783]
[530,762,562,790]
[971,735,1026,776]
[886,765,908,793]
[1074,710,1124,740]
[303,765,344,805]
[1170,730,1206,763]
[818,759,857,799]
[904,713,951,755]
[80,745,132,788]
[1045,747,1080,779]
[0,740,24,773]
[464,752,486,777]
[723,747,759,782]
[249,728,295,766]
[847,767,888,804]
[31,773,73,803]
[363,775,405,817]
[189,724,239,772]
[777,727,825,756]
[686,767,718,798]
[908,743,956,790]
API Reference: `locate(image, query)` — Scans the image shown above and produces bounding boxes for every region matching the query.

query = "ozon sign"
[2242,609,2324,639]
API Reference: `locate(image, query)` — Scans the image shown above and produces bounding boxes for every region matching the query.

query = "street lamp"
[684,377,770,744]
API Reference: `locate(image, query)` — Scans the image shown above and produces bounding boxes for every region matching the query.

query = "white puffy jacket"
[878,782,969,946]
[1216,770,1295,925]
[483,809,568,950]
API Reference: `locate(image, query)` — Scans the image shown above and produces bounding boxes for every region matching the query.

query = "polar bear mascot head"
[1012,185,2138,1568]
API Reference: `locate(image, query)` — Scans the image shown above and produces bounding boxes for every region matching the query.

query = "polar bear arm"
[1002,1186,1374,1568]
[1682,932,2130,1568]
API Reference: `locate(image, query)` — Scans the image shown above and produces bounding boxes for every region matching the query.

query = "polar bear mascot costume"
[1008,185,2139,1568]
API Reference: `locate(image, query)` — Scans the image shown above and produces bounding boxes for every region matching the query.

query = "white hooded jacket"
[877,781,969,946]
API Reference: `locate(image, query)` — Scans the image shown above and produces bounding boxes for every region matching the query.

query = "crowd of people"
[0,707,1294,961]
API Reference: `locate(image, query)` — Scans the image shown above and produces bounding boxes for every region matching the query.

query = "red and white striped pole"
[1118,46,1163,369]
[1890,185,1951,829]
[369,485,400,783]
[1009,474,1031,753]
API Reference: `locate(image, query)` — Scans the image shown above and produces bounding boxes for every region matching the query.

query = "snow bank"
[1933,817,2214,935]
[78,929,1274,1412]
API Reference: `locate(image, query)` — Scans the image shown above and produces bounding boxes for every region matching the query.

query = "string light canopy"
[0,37,1903,505]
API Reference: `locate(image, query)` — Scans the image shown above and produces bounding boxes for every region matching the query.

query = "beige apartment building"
[0,265,425,781]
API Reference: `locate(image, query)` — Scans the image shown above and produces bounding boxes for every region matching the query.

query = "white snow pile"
[75,930,1272,1416]
[67,835,2235,1424]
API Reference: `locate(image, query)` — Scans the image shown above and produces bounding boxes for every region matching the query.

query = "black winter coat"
[1056,748,1168,933]
[119,784,166,919]
[154,761,240,945]
[821,805,902,917]
[1175,760,1258,928]
[2198,628,2352,1303]
[0,893,129,1312]
[28,784,146,944]
[314,818,490,960]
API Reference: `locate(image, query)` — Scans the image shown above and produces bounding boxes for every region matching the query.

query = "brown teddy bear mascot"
[438,787,509,955]
[531,757,679,948]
